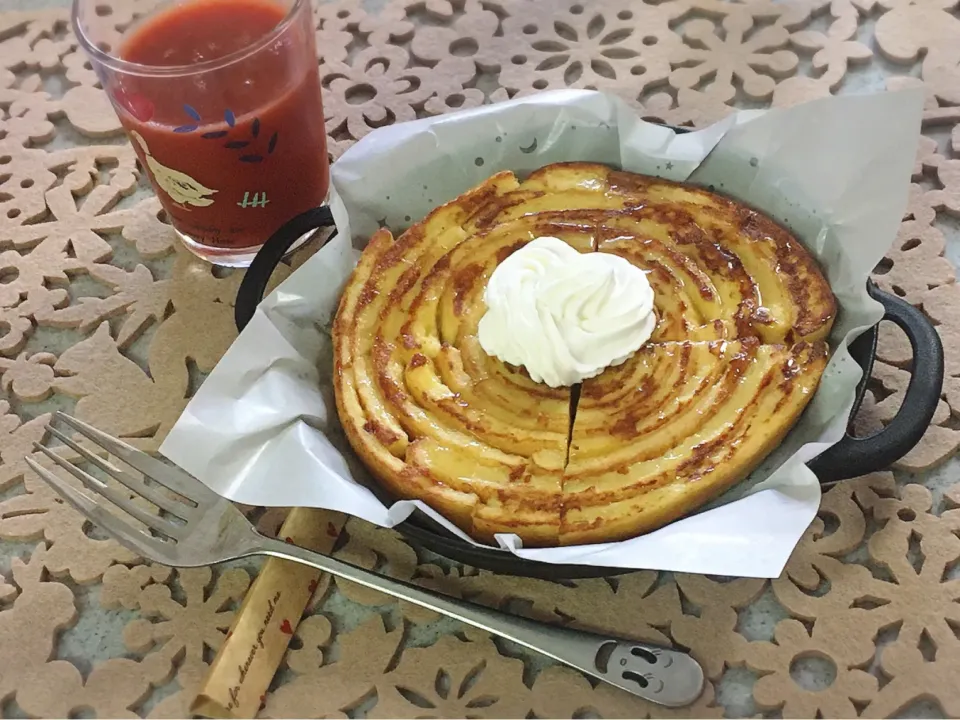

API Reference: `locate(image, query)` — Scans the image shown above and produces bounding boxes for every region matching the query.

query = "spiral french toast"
[333,162,836,546]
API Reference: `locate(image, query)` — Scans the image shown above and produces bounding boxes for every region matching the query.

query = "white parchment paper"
[160,89,922,578]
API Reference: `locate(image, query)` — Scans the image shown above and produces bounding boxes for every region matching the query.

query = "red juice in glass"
[74,0,329,266]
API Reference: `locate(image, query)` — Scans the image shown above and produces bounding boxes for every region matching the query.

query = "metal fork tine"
[25,456,174,559]
[46,426,193,519]
[32,443,184,540]
[55,412,217,505]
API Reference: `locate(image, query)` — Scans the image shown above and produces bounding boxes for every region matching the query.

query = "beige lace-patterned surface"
[2,0,960,716]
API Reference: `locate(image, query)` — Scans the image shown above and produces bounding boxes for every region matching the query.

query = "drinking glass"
[73,0,330,266]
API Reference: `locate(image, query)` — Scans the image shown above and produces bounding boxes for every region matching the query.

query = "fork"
[26,412,704,707]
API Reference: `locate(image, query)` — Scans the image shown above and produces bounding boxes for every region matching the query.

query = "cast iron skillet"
[235,206,944,581]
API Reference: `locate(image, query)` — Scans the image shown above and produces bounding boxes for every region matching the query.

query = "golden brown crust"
[332,171,570,546]
[564,340,829,544]
[332,162,836,546]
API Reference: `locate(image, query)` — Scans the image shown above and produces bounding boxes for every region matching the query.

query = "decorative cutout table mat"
[1,0,959,716]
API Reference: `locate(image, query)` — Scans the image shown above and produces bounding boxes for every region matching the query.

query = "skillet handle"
[807,289,944,484]
[234,206,338,332]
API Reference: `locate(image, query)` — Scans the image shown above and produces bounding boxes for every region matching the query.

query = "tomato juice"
[113,0,329,257]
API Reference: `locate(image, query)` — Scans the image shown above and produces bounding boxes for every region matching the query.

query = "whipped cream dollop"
[477,236,656,388]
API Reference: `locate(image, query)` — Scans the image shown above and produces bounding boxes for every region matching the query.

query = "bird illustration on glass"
[131,130,218,208]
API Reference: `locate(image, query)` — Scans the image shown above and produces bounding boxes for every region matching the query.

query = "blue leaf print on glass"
[225,140,249,149]
[225,109,236,127]
[268,132,278,154]
[239,155,264,163]
[174,124,199,133]
[202,130,229,139]
[183,104,201,122]
[251,118,260,138]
